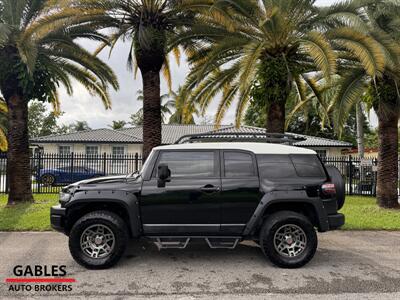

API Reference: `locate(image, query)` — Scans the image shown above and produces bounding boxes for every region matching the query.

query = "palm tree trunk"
[6,93,33,205]
[262,56,291,134]
[142,70,162,160]
[266,102,286,133]
[376,111,399,209]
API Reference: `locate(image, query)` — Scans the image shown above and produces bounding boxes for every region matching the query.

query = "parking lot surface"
[0,231,399,299]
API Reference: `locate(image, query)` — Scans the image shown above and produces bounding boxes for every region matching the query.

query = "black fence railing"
[322,156,380,197]
[0,152,143,194]
[0,153,396,196]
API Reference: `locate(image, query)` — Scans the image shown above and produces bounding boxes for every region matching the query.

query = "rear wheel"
[259,211,317,268]
[69,211,128,269]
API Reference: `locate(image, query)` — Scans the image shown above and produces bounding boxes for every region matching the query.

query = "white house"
[30,124,353,158]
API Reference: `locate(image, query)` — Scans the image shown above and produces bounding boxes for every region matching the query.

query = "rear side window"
[157,151,216,178]
[224,151,256,177]
[291,155,326,178]
[257,155,297,179]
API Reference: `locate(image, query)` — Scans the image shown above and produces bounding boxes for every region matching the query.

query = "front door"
[140,150,221,235]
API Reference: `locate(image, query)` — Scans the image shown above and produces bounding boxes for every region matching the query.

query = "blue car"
[36,166,105,186]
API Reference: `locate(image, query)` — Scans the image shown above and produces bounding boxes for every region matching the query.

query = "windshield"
[129,150,155,178]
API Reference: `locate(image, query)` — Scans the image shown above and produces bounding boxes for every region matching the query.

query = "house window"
[112,146,125,156]
[316,150,327,159]
[86,146,99,156]
[111,146,126,174]
[58,145,71,156]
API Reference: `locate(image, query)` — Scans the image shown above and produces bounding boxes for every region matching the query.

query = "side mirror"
[157,164,171,188]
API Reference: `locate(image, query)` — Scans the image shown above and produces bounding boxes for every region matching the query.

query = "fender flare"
[65,189,141,237]
[243,190,329,235]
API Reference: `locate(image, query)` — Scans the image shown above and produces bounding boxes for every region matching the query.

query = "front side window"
[157,151,215,178]
[58,145,71,156]
[86,146,99,156]
[224,151,255,177]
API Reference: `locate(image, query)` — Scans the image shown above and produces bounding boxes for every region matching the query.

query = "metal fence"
[0,152,143,194]
[0,153,396,196]
[322,156,380,197]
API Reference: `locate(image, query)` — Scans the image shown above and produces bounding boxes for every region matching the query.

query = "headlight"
[59,192,71,205]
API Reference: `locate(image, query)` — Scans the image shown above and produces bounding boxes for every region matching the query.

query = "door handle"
[200,185,220,193]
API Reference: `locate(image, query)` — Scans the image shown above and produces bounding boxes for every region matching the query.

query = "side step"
[152,237,190,250]
[205,238,240,249]
[148,237,241,250]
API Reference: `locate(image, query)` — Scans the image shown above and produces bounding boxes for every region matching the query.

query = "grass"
[341,196,400,230]
[0,194,58,231]
[0,194,399,231]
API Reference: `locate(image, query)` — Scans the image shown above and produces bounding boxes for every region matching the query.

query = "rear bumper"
[328,213,345,230]
[50,205,66,233]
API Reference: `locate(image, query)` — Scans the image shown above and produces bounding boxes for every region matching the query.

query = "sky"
[55,0,378,129]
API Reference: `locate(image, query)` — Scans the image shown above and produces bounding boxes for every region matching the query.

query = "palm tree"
[76,0,209,159]
[178,0,344,132]
[108,120,127,130]
[168,87,198,124]
[72,121,92,132]
[332,0,400,208]
[0,1,118,204]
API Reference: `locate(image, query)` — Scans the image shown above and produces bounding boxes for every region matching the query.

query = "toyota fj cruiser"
[51,133,345,269]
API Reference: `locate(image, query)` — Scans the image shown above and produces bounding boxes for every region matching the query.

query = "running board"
[152,237,190,250]
[205,238,240,249]
[148,236,241,250]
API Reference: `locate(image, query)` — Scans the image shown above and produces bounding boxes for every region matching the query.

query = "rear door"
[140,150,222,235]
[220,150,261,234]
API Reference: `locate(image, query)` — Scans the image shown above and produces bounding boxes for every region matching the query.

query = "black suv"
[51,138,345,269]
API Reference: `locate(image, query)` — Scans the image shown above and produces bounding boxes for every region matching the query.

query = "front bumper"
[328,213,345,230]
[50,205,66,233]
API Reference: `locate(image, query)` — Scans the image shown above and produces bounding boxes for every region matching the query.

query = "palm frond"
[0,128,7,152]
[301,31,337,78]
[334,69,368,136]
[235,84,252,128]
[162,55,172,92]
[329,27,386,77]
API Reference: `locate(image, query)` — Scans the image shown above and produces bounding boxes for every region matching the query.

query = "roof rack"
[175,132,306,145]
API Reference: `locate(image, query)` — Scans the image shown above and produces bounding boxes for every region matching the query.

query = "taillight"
[321,182,336,196]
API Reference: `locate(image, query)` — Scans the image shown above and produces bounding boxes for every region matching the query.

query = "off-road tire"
[69,211,128,269]
[259,211,317,268]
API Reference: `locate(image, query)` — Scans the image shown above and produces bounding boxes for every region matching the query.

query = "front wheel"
[259,211,317,268]
[41,174,55,186]
[69,211,128,269]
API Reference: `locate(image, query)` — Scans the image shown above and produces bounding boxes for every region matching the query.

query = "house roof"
[31,128,141,144]
[118,125,232,145]
[207,126,353,148]
[31,125,353,148]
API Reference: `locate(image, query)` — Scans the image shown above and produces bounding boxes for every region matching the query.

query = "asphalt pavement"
[0,231,399,299]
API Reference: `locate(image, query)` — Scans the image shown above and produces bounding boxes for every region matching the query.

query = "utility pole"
[356,103,365,158]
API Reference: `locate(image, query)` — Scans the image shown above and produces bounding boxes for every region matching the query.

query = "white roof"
[153,142,316,155]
